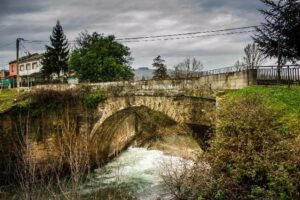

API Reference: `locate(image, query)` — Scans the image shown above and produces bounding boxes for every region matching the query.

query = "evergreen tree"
[253,0,300,64]
[152,55,169,80]
[41,20,69,79]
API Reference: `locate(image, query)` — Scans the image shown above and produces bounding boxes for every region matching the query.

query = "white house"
[18,53,43,86]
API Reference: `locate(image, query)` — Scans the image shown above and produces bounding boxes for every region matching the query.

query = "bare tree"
[173,57,204,78]
[158,158,212,200]
[52,105,92,200]
[234,60,246,71]
[242,43,265,68]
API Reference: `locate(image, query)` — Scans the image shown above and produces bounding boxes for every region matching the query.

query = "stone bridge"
[35,69,255,132]
[32,70,256,157]
[33,69,255,122]
[0,70,258,180]
[78,70,255,157]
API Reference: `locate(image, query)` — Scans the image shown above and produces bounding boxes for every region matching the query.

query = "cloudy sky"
[0,0,267,70]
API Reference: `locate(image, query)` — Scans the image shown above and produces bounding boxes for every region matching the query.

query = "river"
[80,147,192,200]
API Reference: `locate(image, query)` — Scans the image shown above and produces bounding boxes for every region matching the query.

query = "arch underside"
[91,105,211,161]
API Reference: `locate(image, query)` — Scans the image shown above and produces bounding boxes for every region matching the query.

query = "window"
[26,63,31,70]
[32,62,37,69]
[20,65,24,71]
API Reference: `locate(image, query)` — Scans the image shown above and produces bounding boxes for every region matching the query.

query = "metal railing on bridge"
[199,65,300,85]
[257,65,300,85]
[200,65,248,76]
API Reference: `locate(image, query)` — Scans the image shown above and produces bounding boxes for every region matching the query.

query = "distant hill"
[134,67,174,80]
[134,67,154,80]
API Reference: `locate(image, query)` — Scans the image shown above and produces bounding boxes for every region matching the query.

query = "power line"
[116,25,258,41]
[20,42,31,55]
[0,25,259,54]
[24,40,78,44]
[22,25,258,44]
[121,30,256,43]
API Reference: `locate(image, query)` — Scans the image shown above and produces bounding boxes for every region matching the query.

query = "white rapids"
[80,147,193,200]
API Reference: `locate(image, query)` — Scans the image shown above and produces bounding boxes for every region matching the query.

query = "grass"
[222,85,300,134]
[0,89,23,113]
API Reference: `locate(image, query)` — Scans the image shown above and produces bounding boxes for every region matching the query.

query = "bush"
[206,95,300,200]
[82,92,107,109]
[158,158,212,200]
[160,95,300,200]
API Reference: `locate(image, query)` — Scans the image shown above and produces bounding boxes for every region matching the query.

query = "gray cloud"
[0,0,266,70]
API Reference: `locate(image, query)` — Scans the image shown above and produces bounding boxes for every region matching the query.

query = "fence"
[257,65,300,85]
[199,65,300,85]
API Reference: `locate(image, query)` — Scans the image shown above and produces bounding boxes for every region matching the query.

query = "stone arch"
[91,95,216,138]
[90,105,183,161]
[89,95,216,161]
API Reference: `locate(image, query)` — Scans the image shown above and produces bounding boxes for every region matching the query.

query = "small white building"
[18,53,43,86]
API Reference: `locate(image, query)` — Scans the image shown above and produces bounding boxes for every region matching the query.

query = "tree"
[173,57,204,78]
[253,0,300,64]
[234,60,245,71]
[69,32,134,82]
[152,55,169,80]
[234,43,265,69]
[243,43,265,68]
[41,20,69,79]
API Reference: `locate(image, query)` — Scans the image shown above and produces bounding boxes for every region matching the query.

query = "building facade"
[9,53,43,87]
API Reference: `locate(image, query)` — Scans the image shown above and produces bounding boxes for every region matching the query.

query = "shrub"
[160,95,300,200]
[82,92,107,109]
[206,95,300,200]
[158,157,213,200]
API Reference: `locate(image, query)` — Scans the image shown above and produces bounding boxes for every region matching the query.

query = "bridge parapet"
[34,70,257,97]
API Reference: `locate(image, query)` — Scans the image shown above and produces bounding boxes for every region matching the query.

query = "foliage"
[152,55,169,80]
[253,0,300,64]
[235,43,265,68]
[160,92,300,200]
[11,89,107,113]
[69,32,134,82]
[173,57,204,78]
[83,91,107,109]
[41,20,69,79]
[206,95,300,199]
[159,159,212,200]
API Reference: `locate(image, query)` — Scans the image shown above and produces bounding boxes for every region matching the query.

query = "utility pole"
[277,1,282,85]
[16,38,24,88]
[277,33,282,84]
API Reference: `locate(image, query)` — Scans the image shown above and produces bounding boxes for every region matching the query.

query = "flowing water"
[81,147,192,200]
